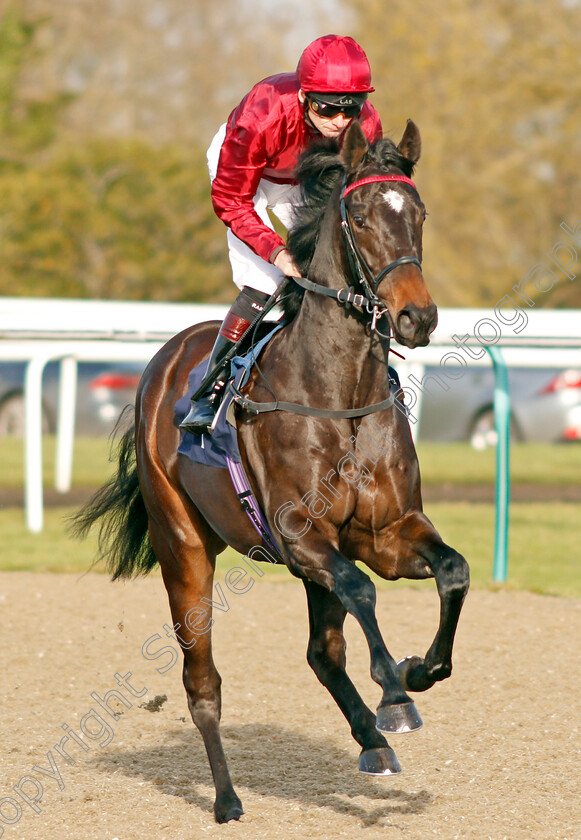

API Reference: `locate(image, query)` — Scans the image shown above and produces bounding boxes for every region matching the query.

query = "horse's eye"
[352,215,365,229]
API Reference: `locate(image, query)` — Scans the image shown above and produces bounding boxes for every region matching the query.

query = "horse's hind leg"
[303,580,402,775]
[148,519,243,823]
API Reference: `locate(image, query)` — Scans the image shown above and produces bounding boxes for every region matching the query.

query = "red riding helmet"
[297,34,375,94]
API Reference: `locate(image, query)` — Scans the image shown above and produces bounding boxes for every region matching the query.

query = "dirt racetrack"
[1,572,579,840]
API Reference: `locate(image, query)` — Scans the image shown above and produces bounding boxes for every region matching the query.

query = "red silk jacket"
[210,73,383,263]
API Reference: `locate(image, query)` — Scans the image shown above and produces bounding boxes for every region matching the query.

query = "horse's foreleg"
[303,580,401,774]
[148,521,243,824]
[368,511,470,694]
[288,537,421,736]
[398,539,469,693]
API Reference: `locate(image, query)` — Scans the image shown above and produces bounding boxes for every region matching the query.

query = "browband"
[342,174,417,198]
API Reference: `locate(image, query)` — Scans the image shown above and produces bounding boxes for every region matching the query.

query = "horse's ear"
[397,119,421,165]
[340,121,369,171]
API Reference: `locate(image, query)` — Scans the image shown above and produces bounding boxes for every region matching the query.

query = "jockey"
[180,34,383,435]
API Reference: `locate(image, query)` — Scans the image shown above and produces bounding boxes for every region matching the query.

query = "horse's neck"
[279,280,386,406]
[277,206,387,403]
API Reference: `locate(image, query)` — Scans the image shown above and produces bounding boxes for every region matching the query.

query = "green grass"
[1,438,579,596]
[1,502,579,598]
[1,438,580,487]
[0,507,103,573]
[0,435,116,487]
[415,441,581,485]
[421,501,581,598]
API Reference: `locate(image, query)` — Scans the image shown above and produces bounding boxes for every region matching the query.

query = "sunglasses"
[308,98,363,119]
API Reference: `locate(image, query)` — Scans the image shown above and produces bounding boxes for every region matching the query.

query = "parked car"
[411,366,581,448]
[0,361,145,437]
[2,357,580,446]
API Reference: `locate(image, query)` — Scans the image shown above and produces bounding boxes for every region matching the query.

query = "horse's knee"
[434,549,470,600]
[333,562,377,611]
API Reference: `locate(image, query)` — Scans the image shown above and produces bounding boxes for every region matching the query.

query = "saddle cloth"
[174,323,283,468]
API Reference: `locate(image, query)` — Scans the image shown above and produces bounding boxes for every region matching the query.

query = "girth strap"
[230,383,395,419]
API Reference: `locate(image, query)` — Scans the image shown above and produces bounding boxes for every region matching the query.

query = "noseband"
[293,173,423,336]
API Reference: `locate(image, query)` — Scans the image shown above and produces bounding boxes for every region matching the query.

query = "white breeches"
[207,124,302,296]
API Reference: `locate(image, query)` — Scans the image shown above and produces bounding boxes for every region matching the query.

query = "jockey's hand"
[274,248,302,278]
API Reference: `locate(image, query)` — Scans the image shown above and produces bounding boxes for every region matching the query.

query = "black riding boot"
[179,333,235,435]
[179,286,270,436]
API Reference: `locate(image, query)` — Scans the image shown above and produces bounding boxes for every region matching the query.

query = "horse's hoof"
[376,701,423,734]
[396,655,425,691]
[359,746,402,776]
[214,798,244,823]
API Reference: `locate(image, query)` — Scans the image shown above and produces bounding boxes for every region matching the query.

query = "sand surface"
[1,572,579,840]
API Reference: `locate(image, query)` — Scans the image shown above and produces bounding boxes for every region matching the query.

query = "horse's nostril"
[397,311,415,337]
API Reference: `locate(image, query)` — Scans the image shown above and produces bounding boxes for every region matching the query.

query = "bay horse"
[73,120,469,823]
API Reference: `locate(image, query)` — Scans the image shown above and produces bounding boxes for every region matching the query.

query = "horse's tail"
[69,419,157,579]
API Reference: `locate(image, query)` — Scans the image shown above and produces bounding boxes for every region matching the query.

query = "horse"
[73,119,469,823]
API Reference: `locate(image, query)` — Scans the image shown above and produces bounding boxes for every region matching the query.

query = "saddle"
[174,323,285,556]
[174,322,284,468]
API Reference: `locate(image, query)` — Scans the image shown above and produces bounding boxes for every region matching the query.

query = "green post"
[485,346,510,583]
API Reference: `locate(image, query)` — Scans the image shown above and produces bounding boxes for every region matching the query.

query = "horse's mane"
[280,135,417,321]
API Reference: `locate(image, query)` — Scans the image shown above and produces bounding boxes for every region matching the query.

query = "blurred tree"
[0,139,233,300]
[0,2,71,153]
[17,0,340,145]
[0,2,232,301]
[4,0,580,306]
[0,0,341,302]
[348,0,581,308]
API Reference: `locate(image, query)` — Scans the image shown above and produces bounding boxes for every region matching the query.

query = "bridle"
[341,174,422,293]
[293,172,423,337]
[230,173,422,419]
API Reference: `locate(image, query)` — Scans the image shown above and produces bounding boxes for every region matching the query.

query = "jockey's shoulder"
[231,73,300,121]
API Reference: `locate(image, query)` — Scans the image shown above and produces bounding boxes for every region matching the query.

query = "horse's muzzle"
[395,302,438,348]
